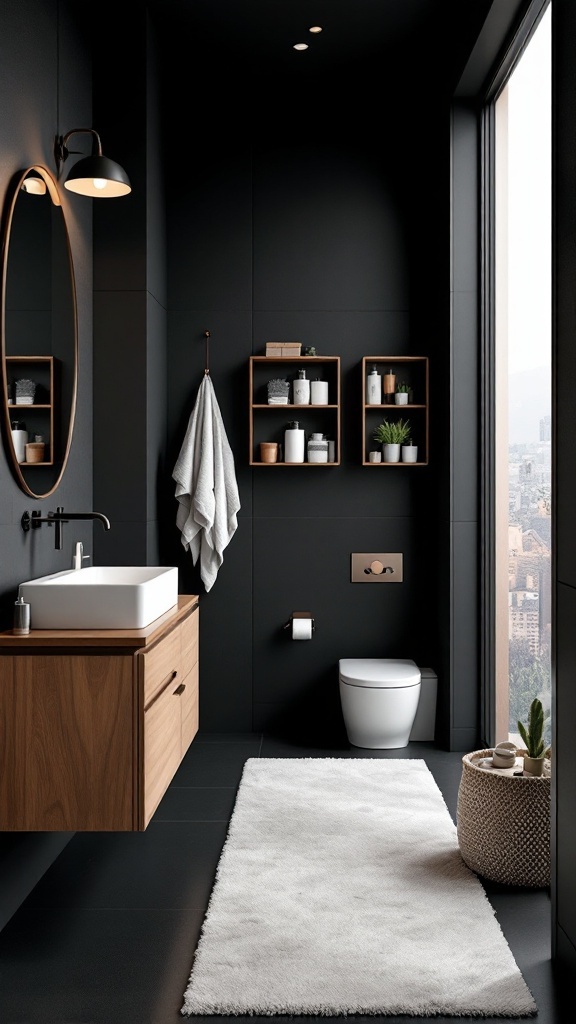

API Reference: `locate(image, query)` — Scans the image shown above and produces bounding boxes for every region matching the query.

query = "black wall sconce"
[54,128,131,198]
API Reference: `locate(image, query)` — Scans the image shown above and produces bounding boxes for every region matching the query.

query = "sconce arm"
[55,128,103,168]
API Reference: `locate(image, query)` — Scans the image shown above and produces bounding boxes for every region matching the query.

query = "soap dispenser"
[293,369,310,405]
[284,421,305,463]
[366,365,382,405]
[10,420,28,463]
[13,595,30,635]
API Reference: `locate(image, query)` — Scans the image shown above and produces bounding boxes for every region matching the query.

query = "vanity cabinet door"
[0,595,199,832]
[142,673,183,827]
[180,607,199,754]
[139,605,200,827]
[0,653,134,831]
[180,606,198,677]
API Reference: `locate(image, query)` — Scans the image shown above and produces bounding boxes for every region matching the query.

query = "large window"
[493,5,551,748]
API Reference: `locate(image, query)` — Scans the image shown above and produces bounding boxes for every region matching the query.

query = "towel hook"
[204,330,211,375]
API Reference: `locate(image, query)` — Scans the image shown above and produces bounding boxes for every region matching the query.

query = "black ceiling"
[147,0,497,89]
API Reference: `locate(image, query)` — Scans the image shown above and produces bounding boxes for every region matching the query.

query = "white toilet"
[339,658,422,749]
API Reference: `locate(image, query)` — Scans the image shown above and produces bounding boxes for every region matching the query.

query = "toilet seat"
[339,658,420,688]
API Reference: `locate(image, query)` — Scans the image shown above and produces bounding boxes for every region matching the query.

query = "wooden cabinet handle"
[173,682,186,696]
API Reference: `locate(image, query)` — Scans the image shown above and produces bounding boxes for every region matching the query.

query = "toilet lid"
[339,658,421,689]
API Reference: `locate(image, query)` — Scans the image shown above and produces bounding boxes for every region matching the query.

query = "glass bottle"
[383,367,396,404]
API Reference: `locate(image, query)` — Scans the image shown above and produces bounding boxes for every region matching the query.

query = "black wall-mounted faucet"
[21,506,111,550]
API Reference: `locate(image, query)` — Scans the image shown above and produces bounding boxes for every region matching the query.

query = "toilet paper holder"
[283,611,316,634]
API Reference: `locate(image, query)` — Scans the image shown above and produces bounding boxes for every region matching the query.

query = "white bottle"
[310,378,329,405]
[367,365,382,405]
[307,432,328,463]
[284,421,305,463]
[293,369,310,405]
[10,420,28,462]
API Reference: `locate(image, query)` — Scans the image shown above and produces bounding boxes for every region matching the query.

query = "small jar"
[307,432,328,463]
[310,378,329,405]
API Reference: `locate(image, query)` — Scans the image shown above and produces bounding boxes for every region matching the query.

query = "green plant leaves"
[517,697,549,758]
[372,418,411,445]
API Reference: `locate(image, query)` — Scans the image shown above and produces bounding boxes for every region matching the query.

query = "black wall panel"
[554,0,576,973]
[163,62,455,741]
[0,0,93,923]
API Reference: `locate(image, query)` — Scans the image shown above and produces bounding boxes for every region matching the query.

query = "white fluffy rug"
[181,758,537,1017]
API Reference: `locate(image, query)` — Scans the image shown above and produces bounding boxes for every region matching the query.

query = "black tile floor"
[0,734,561,1024]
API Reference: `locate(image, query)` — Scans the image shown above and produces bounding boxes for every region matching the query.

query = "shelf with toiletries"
[249,355,340,465]
[362,356,429,466]
[5,355,55,465]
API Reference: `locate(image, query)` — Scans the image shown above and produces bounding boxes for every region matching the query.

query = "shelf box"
[362,356,429,466]
[249,355,340,466]
[6,355,55,467]
[265,342,302,357]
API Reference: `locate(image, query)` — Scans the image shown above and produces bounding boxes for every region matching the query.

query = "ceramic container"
[260,442,278,463]
[401,443,418,463]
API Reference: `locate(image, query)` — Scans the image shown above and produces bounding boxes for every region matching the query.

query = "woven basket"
[456,749,550,887]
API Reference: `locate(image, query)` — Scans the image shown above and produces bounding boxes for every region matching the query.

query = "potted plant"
[372,418,411,463]
[517,697,550,776]
[395,382,410,405]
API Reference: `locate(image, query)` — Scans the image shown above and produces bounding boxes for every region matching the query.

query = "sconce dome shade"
[63,154,131,198]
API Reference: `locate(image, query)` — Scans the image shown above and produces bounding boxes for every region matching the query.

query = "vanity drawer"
[142,625,182,706]
[143,673,182,827]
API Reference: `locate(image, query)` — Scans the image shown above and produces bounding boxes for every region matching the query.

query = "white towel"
[173,374,241,592]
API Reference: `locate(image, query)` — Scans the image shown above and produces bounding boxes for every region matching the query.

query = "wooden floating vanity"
[0,594,199,832]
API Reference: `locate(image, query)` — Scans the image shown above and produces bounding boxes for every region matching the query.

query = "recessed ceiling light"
[309,26,322,34]
[293,42,309,51]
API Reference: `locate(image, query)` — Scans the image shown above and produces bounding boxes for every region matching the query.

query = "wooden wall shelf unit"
[6,355,55,466]
[362,356,429,466]
[0,595,199,831]
[249,355,341,465]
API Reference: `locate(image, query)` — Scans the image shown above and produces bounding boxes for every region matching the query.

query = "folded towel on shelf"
[173,374,241,592]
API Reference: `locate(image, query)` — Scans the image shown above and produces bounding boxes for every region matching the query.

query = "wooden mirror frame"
[0,165,78,498]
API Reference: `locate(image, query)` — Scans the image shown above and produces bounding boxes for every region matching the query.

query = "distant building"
[508,526,551,656]
[509,591,540,655]
[539,415,551,442]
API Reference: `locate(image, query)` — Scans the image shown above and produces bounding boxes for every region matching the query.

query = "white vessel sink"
[19,566,179,630]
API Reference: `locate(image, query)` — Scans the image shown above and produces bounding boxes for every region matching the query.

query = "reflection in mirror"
[1,165,77,498]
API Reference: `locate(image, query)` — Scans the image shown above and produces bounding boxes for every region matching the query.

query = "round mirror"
[1,165,78,498]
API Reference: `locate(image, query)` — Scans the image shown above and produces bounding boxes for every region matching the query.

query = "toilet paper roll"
[292,617,313,640]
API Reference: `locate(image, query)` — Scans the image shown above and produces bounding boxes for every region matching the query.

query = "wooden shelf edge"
[252,403,339,409]
[250,355,340,362]
[363,403,426,410]
[250,461,340,467]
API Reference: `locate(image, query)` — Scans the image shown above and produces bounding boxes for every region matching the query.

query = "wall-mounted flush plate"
[351,552,403,582]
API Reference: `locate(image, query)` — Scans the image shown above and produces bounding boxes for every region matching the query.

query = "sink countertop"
[0,594,199,648]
